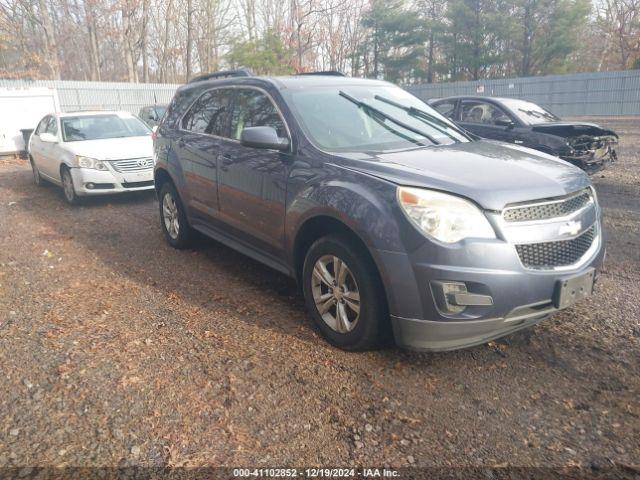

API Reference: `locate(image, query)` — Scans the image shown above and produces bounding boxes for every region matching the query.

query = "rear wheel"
[159,182,195,249]
[61,167,80,205]
[302,233,388,351]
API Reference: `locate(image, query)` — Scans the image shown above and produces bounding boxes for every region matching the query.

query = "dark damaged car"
[429,96,618,173]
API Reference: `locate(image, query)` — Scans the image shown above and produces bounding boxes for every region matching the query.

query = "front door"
[458,100,519,144]
[175,88,232,221]
[217,88,291,257]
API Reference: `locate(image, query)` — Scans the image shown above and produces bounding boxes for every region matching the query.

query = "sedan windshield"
[500,99,560,125]
[283,85,469,152]
[61,114,151,142]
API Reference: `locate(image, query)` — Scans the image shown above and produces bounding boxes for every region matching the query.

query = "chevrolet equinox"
[153,70,603,351]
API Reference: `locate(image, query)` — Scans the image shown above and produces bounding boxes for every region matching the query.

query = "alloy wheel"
[62,171,75,202]
[311,254,361,333]
[162,192,180,239]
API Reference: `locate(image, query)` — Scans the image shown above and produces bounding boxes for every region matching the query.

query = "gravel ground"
[0,119,638,472]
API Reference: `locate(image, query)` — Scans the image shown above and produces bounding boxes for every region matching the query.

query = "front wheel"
[302,233,389,351]
[159,182,195,249]
[30,157,42,186]
[61,167,80,205]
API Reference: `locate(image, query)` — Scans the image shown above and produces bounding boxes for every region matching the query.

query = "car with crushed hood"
[429,95,618,173]
[153,71,604,352]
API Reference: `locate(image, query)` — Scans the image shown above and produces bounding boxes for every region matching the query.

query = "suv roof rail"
[188,69,254,84]
[297,71,346,77]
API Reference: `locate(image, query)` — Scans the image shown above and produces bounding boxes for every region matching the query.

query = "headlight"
[397,187,495,243]
[76,156,108,171]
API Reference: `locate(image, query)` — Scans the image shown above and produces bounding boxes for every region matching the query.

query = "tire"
[61,167,80,205]
[302,233,389,351]
[30,157,43,186]
[158,182,195,249]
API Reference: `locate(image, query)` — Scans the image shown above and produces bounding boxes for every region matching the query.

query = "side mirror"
[39,132,58,143]
[240,126,289,151]
[495,118,514,128]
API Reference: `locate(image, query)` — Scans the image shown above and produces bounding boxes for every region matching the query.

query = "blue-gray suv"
[153,70,604,352]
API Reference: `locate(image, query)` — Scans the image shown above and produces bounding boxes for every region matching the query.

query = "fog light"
[431,281,493,314]
[86,183,95,189]
[432,281,467,314]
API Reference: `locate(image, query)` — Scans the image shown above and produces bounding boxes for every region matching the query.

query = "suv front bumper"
[374,229,605,351]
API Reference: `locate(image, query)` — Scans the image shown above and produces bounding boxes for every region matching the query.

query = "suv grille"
[504,189,592,222]
[515,225,596,269]
[110,157,153,173]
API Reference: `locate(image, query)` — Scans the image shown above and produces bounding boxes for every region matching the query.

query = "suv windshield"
[500,99,560,125]
[283,85,469,152]
[61,114,151,142]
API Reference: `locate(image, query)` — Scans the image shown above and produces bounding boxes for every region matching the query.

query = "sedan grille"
[515,225,596,269]
[109,157,153,173]
[503,189,592,222]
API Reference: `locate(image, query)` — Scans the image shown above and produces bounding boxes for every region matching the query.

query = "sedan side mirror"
[39,132,58,143]
[240,126,289,151]
[495,119,514,128]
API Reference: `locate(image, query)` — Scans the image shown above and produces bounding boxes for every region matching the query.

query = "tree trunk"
[186,0,193,81]
[38,0,61,79]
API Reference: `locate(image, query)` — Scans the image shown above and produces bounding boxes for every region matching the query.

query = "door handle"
[219,153,233,171]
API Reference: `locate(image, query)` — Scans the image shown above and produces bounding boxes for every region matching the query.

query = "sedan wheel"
[30,158,42,186]
[61,168,79,205]
[311,255,361,333]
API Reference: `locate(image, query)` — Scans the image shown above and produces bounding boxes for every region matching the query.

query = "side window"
[181,89,231,136]
[230,89,287,141]
[433,101,456,120]
[35,116,50,135]
[461,101,511,126]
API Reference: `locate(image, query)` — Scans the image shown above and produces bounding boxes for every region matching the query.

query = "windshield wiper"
[339,91,440,145]
[374,95,468,143]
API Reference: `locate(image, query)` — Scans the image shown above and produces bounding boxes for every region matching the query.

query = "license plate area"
[554,268,595,309]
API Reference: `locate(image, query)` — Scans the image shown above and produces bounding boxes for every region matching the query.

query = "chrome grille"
[109,157,153,173]
[515,225,596,269]
[504,189,592,222]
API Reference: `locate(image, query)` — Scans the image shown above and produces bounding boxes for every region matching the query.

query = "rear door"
[458,100,519,143]
[175,88,233,221]
[216,87,291,256]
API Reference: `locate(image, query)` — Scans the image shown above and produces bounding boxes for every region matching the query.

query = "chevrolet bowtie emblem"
[559,220,582,237]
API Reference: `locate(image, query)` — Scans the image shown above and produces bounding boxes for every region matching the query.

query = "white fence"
[0,79,180,114]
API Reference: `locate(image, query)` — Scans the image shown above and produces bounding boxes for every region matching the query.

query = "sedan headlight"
[76,156,108,171]
[397,187,495,243]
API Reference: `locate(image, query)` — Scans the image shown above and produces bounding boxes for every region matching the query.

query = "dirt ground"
[0,118,638,472]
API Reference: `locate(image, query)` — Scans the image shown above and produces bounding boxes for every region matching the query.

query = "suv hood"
[62,136,153,160]
[336,140,590,211]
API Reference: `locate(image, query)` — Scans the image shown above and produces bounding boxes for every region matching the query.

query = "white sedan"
[29,111,155,204]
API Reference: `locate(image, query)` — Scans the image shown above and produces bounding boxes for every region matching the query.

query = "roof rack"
[188,69,254,84]
[297,71,346,77]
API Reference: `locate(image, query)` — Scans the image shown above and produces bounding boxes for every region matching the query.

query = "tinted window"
[433,101,456,119]
[461,101,511,126]
[230,89,287,140]
[61,114,150,142]
[182,89,231,136]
